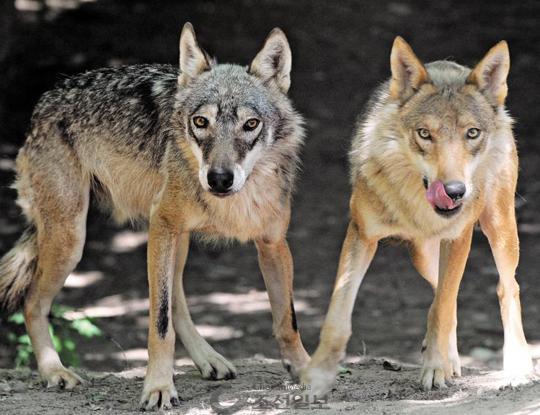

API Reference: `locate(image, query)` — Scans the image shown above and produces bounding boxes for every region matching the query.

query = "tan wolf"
[0,23,310,410]
[300,37,534,395]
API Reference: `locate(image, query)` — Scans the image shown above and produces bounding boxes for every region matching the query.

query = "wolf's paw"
[504,348,534,378]
[282,353,310,382]
[299,364,337,398]
[448,345,462,377]
[420,365,448,391]
[192,346,237,380]
[420,346,452,390]
[140,380,180,411]
[42,366,83,390]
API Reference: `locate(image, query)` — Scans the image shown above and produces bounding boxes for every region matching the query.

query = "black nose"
[444,181,466,200]
[207,168,234,193]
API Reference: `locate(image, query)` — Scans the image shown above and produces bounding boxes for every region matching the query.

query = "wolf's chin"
[209,189,237,198]
[434,204,462,218]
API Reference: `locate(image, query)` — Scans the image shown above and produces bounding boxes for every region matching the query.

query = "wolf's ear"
[467,41,510,106]
[390,36,430,101]
[249,28,292,94]
[178,22,211,86]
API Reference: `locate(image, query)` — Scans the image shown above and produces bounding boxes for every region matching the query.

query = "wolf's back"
[0,226,38,313]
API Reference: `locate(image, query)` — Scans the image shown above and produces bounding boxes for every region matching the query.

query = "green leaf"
[64,338,76,351]
[71,319,102,338]
[18,334,31,345]
[8,312,25,325]
[51,304,72,318]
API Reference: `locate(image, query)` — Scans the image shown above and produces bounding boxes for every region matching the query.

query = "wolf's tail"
[0,226,38,313]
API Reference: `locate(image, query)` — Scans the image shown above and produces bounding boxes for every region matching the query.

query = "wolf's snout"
[207,168,234,194]
[443,181,466,201]
[426,180,465,216]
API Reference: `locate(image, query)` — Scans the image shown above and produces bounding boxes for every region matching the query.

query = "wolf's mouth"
[209,190,235,198]
[425,179,463,218]
[434,204,462,217]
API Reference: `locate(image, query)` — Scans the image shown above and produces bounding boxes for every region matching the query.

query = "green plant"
[5,304,102,367]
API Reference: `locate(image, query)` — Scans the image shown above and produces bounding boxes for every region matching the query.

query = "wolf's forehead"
[405,89,494,128]
[189,72,274,116]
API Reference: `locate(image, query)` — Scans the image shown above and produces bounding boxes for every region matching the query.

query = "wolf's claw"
[43,367,83,390]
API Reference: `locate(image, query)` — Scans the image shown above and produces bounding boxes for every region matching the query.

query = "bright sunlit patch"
[16,0,97,11]
[112,348,148,362]
[64,271,104,288]
[188,290,315,315]
[527,342,540,360]
[15,0,43,11]
[110,230,148,253]
[0,158,15,171]
[518,223,540,234]
[63,295,149,319]
[195,324,243,341]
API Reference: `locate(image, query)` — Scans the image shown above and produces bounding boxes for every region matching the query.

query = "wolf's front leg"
[140,216,180,411]
[299,221,377,396]
[255,237,310,381]
[411,238,461,377]
[172,232,237,380]
[420,225,473,390]
[480,196,533,380]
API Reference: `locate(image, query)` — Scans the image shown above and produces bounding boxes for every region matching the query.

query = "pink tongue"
[426,180,456,210]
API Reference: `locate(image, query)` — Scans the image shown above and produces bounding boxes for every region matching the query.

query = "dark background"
[1,0,539,372]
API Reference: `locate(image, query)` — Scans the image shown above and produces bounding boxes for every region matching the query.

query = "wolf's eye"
[243,118,260,132]
[417,128,431,140]
[193,116,209,129]
[466,128,481,139]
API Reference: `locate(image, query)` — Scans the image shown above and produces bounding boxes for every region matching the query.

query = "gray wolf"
[300,37,534,395]
[0,23,309,410]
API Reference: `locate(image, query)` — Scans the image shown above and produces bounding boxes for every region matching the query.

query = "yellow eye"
[417,128,431,140]
[193,116,209,128]
[243,118,260,131]
[466,128,480,139]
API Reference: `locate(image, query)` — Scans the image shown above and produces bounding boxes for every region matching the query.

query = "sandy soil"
[1,358,540,414]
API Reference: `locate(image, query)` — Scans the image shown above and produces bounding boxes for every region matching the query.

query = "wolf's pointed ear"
[467,41,510,106]
[390,36,430,101]
[178,22,211,86]
[249,28,292,94]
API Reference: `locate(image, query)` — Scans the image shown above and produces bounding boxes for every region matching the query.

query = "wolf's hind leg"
[411,238,461,377]
[19,150,90,389]
[171,232,237,380]
[480,197,533,379]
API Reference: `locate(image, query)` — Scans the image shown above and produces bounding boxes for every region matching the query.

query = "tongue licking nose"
[426,180,458,210]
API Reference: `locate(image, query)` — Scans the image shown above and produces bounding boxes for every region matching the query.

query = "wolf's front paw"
[42,366,83,389]
[282,351,310,382]
[448,342,462,377]
[420,345,452,390]
[504,346,534,376]
[299,364,337,398]
[140,379,180,411]
[503,345,535,385]
[192,345,237,380]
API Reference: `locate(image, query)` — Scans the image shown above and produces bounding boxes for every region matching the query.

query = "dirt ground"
[1,358,540,414]
[1,0,540,413]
